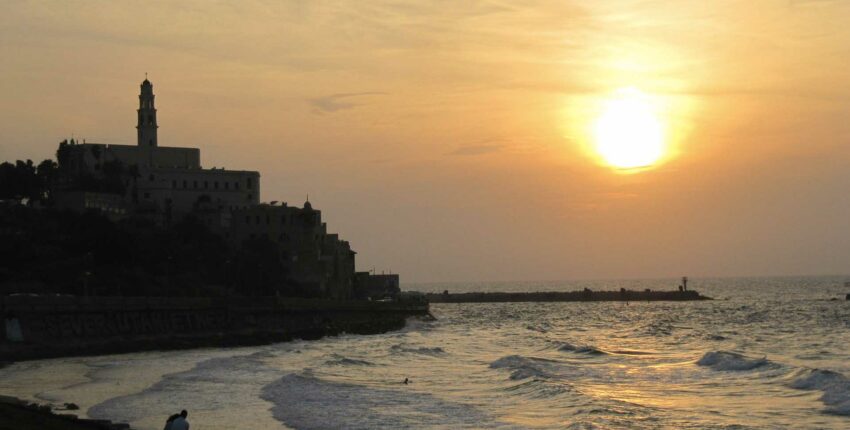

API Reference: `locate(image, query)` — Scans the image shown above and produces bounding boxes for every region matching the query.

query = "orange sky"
[2,1,850,282]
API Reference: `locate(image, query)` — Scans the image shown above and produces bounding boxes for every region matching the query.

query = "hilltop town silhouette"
[0,79,398,300]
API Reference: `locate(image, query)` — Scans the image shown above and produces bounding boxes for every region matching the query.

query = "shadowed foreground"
[0,396,129,430]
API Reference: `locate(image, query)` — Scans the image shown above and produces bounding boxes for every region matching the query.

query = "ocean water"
[2,276,850,429]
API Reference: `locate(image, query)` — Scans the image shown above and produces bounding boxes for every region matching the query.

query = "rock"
[64,402,80,410]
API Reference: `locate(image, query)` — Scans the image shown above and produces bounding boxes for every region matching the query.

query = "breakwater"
[0,296,429,362]
[425,289,710,303]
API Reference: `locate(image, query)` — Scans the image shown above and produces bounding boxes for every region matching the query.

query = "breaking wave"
[790,369,850,416]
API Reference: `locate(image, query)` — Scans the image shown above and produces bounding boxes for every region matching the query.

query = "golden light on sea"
[592,87,666,170]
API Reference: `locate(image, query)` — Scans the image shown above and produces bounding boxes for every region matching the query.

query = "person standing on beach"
[163,412,180,430]
[170,410,190,430]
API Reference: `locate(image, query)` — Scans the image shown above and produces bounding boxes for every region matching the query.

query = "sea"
[2,276,850,429]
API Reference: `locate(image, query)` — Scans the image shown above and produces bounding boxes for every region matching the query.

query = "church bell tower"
[137,77,158,147]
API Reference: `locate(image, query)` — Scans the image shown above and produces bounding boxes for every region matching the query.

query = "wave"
[503,378,572,399]
[490,355,559,380]
[606,349,655,356]
[261,373,500,429]
[389,344,446,356]
[526,324,550,333]
[553,341,654,357]
[790,369,850,416]
[324,354,375,366]
[88,351,277,423]
[400,315,437,332]
[556,342,606,355]
[696,351,770,371]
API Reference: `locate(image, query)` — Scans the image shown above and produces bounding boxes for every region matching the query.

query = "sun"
[593,88,665,170]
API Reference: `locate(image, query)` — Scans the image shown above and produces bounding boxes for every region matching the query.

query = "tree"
[36,159,58,202]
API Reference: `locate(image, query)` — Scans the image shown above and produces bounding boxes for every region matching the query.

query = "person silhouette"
[170,410,190,430]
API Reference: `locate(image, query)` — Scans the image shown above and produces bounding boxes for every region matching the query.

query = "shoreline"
[0,308,431,429]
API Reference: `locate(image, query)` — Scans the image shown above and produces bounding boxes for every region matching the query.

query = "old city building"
[49,79,379,298]
[55,79,259,222]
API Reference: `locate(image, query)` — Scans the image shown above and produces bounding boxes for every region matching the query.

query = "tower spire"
[137,77,158,147]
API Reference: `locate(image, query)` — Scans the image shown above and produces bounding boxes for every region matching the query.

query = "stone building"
[49,78,381,299]
[55,79,259,221]
[229,201,355,299]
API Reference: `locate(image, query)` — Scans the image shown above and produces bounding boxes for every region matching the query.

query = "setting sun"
[593,88,665,170]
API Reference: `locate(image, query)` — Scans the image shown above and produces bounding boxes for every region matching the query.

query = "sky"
[2,0,850,283]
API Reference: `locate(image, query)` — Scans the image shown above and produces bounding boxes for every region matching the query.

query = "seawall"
[0,296,429,362]
[426,289,710,303]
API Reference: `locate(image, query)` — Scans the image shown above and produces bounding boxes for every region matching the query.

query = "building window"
[281,216,286,224]
[235,182,240,190]
[255,215,260,224]
[225,182,229,190]
[183,180,187,188]
[247,194,252,201]
[247,177,253,189]
[204,181,208,189]
[193,180,198,189]
[214,181,219,189]
[245,215,250,223]
[144,192,150,199]
[149,174,155,181]
[266,215,270,224]
[172,180,177,189]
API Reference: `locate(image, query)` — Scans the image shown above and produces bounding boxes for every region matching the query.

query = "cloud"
[448,144,503,156]
[309,92,386,113]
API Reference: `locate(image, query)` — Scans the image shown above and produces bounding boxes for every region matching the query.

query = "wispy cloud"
[309,92,386,113]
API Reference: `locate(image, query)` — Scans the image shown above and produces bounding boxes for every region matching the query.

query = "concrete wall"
[0,296,428,360]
